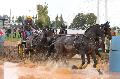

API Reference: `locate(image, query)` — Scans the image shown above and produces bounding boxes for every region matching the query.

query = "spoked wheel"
[18,44,25,59]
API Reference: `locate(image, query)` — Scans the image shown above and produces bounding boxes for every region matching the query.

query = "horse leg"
[96,50,101,58]
[91,51,97,68]
[86,53,90,64]
[79,51,86,69]
[46,51,51,59]
[82,49,90,69]
[101,42,105,53]
[47,44,55,59]
[94,49,103,74]
[96,48,102,62]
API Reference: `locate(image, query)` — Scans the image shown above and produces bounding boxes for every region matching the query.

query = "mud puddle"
[4,60,111,79]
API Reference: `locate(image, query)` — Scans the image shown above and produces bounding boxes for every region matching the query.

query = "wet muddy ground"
[4,58,110,79]
[0,65,3,79]
[2,52,120,79]
[2,41,120,79]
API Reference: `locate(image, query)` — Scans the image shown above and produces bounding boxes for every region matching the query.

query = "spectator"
[22,30,26,40]
[13,28,16,38]
[18,28,22,38]
[6,28,11,37]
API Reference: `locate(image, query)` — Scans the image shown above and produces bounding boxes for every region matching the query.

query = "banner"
[0,29,5,47]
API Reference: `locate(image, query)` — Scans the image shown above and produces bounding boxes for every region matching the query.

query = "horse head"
[84,24,106,47]
[101,21,112,40]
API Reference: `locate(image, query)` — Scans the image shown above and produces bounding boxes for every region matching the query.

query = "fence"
[109,36,120,72]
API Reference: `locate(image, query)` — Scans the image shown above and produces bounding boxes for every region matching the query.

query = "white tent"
[57,29,85,34]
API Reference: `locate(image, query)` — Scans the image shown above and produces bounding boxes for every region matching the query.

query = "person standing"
[13,28,16,38]
[18,28,22,38]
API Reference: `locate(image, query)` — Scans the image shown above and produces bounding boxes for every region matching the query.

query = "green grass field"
[117,33,120,36]
[3,32,120,44]
[5,33,21,42]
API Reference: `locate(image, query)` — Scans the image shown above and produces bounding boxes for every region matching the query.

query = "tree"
[51,21,55,27]
[85,13,97,27]
[59,14,64,25]
[69,13,86,29]
[36,4,50,28]
[111,26,120,31]
[69,13,97,30]
[51,14,66,29]
[16,16,23,23]
[55,15,60,28]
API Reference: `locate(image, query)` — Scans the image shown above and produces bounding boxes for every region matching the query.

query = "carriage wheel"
[18,44,25,58]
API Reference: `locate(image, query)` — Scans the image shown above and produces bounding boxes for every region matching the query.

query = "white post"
[105,0,108,22]
[29,10,31,16]
[105,0,108,52]
[4,62,19,79]
[10,9,11,24]
[96,0,100,24]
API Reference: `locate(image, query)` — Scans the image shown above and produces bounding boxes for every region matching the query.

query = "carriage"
[17,21,112,70]
[17,16,34,58]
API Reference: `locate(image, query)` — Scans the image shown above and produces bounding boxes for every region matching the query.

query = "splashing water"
[3,60,111,79]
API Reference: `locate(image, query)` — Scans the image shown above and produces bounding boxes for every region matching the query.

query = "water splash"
[4,61,110,79]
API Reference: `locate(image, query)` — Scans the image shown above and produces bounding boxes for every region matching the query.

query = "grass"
[5,33,21,42]
[117,33,120,36]
[5,36,21,42]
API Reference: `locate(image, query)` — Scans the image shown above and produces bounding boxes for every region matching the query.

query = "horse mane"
[85,27,91,33]
[85,24,99,33]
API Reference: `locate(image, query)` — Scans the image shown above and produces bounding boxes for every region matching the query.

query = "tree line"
[14,3,99,30]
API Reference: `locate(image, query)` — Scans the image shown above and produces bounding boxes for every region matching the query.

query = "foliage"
[36,4,50,28]
[51,14,66,29]
[55,15,61,28]
[5,33,21,42]
[69,13,86,29]
[59,14,65,26]
[85,13,97,27]
[111,26,120,31]
[16,16,23,23]
[69,13,97,30]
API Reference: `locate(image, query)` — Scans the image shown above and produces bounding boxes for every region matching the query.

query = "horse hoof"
[72,65,78,69]
[97,69,103,75]
[78,65,83,69]
[87,62,90,64]
[93,64,97,68]
[79,67,82,69]
[82,64,88,69]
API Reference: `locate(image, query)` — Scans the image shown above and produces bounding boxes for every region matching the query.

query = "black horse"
[53,21,111,69]
[28,28,55,60]
[73,24,105,68]
[75,21,112,68]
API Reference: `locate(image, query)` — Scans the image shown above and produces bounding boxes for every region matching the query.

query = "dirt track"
[3,58,110,79]
[2,40,120,79]
[0,65,3,79]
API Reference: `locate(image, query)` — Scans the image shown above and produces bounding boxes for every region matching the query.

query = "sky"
[0,0,120,27]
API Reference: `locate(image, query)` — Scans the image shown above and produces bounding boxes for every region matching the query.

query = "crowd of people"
[4,27,38,40]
